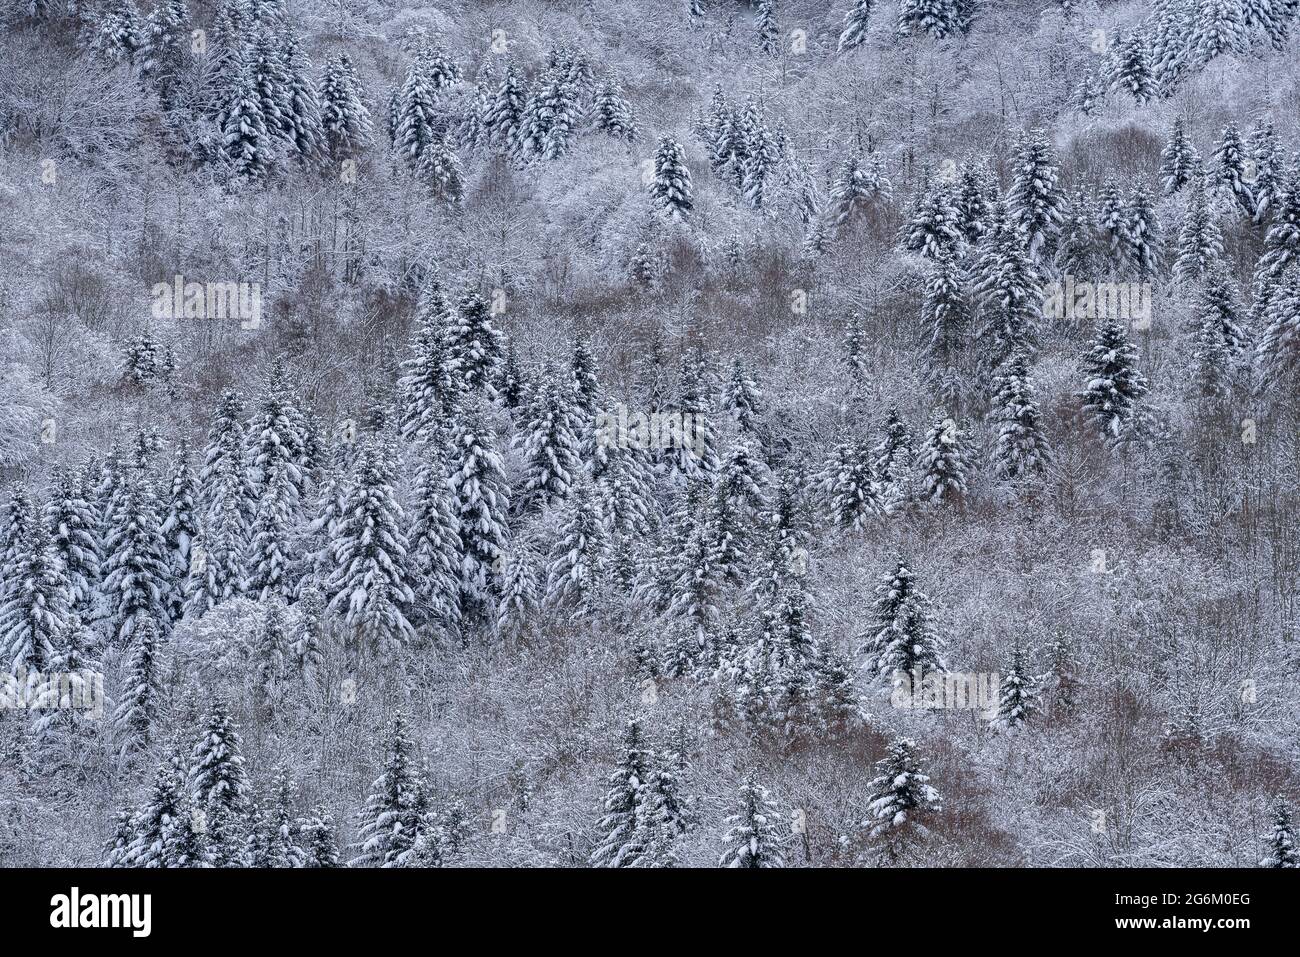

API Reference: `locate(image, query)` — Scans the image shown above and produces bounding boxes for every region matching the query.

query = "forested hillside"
[2,0,1300,868]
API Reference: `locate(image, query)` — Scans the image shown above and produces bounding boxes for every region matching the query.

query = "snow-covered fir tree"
[649,137,693,221]
[864,737,941,842]
[1007,128,1066,265]
[994,646,1038,729]
[1160,116,1200,196]
[319,53,373,162]
[990,349,1053,487]
[1173,174,1225,283]
[1261,799,1299,868]
[325,441,415,658]
[448,399,511,629]
[1079,316,1151,447]
[859,559,945,682]
[838,0,876,51]
[719,772,786,868]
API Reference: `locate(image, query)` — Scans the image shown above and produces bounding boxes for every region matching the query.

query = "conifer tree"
[666,490,723,650]
[1261,799,1299,868]
[1193,0,1249,66]
[325,442,416,658]
[185,458,248,619]
[897,0,960,39]
[1173,174,1225,283]
[0,518,68,672]
[247,768,306,867]
[1055,189,1104,286]
[756,0,780,56]
[93,0,143,65]
[591,718,652,868]
[916,413,972,507]
[397,278,456,444]
[649,137,693,221]
[43,469,101,621]
[902,177,962,264]
[1190,261,1248,397]
[319,53,374,161]
[994,646,1038,728]
[518,367,582,511]
[1080,316,1151,447]
[838,0,876,51]
[591,79,637,142]
[1007,129,1066,264]
[483,64,528,154]
[221,43,275,180]
[189,699,250,819]
[974,204,1041,369]
[827,153,890,235]
[722,355,764,436]
[113,616,164,756]
[251,600,289,723]
[350,714,427,867]
[1160,117,1200,195]
[103,469,170,647]
[1120,188,1161,280]
[636,742,691,868]
[444,285,504,395]
[991,350,1053,485]
[157,444,197,622]
[31,613,102,762]
[921,250,971,403]
[279,30,326,164]
[1213,124,1256,218]
[1255,269,1300,388]
[124,747,188,866]
[864,737,941,840]
[1,486,35,597]
[140,0,191,110]
[518,71,582,160]
[417,136,466,202]
[1151,0,1194,93]
[246,458,298,602]
[1255,166,1300,288]
[201,390,255,524]
[872,407,917,513]
[300,807,341,867]
[859,559,945,681]
[668,349,720,480]
[544,476,605,614]
[496,535,541,638]
[941,164,982,247]
[247,360,307,500]
[394,49,443,165]
[824,437,880,530]
[1112,30,1158,104]
[1095,180,1127,267]
[408,444,463,633]
[719,772,786,868]
[448,399,510,628]
[1247,118,1283,223]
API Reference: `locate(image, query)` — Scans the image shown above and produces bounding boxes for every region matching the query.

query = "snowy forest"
[1,0,1300,870]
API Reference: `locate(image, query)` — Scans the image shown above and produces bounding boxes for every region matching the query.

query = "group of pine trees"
[105,700,340,867]
[588,717,946,867]
[1075,0,1300,112]
[8,0,1300,870]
